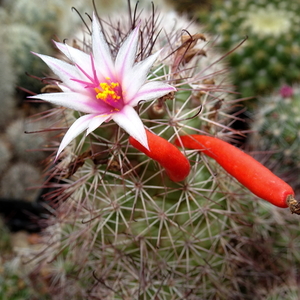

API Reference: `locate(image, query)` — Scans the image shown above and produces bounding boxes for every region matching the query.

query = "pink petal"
[123,51,161,103]
[92,13,115,79]
[115,25,139,82]
[112,105,149,150]
[54,42,90,66]
[129,81,176,107]
[33,52,87,94]
[54,42,98,83]
[29,92,111,114]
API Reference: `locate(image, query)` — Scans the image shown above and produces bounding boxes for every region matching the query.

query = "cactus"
[0,162,42,201]
[0,29,17,128]
[198,0,300,105]
[19,4,300,300]
[0,23,51,92]
[6,118,49,165]
[0,138,12,175]
[249,85,300,193]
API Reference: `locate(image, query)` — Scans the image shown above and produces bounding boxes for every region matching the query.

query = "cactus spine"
[18,3,300,299]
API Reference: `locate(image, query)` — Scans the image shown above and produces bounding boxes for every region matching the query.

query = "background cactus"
[0,162,42,201]
[6,118,49,164]
[0,17,51,92]
[0,32,17,128]
[0,138,12,175]
[249,85,300,195]
[13,4,300,300]
[0,0,124,92]
[198,0,300,105]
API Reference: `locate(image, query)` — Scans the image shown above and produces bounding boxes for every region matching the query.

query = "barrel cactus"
[199,0,300,104]
[19,3,300,299]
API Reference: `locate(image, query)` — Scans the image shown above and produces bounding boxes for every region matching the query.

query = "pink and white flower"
[30,13,176,159]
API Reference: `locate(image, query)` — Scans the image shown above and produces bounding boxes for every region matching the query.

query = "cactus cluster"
[13,4,300,300]
[249,85,300,193]
[198,0,300,104]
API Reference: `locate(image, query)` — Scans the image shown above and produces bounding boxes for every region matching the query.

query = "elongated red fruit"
[129,130,190,182]
[175,134,300,213]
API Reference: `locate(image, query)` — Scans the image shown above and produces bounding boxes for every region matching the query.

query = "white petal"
[33,53,87,93]
[54,42,89,64]
[56,114,97,159]
[92,13,115,79]
[54,42,96,81]
[86,114,111,135]
[123,51,161,103]
[112,105,149,150]
[129,81,176,107]
[57,84,71,93]
[29,92,110,114]
[115,25,139,82]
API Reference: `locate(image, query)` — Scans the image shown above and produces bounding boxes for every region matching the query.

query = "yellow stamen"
[95,81,121,102]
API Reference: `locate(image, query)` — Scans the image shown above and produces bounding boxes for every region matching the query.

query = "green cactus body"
[21,5,300,300]
[199,0,300,104]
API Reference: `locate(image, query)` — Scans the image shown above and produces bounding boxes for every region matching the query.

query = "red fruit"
[175,134,300,213]
[129,130,190,182]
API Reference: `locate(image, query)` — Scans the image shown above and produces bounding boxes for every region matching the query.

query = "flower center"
[241,6,294,37]
[94,78,123,111]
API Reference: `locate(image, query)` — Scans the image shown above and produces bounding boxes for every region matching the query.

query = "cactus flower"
[29,13,176,159]
[279,85,294,98]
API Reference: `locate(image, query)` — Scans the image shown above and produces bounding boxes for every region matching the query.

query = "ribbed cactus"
[20,4,300,300]
[198,0,300,104]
